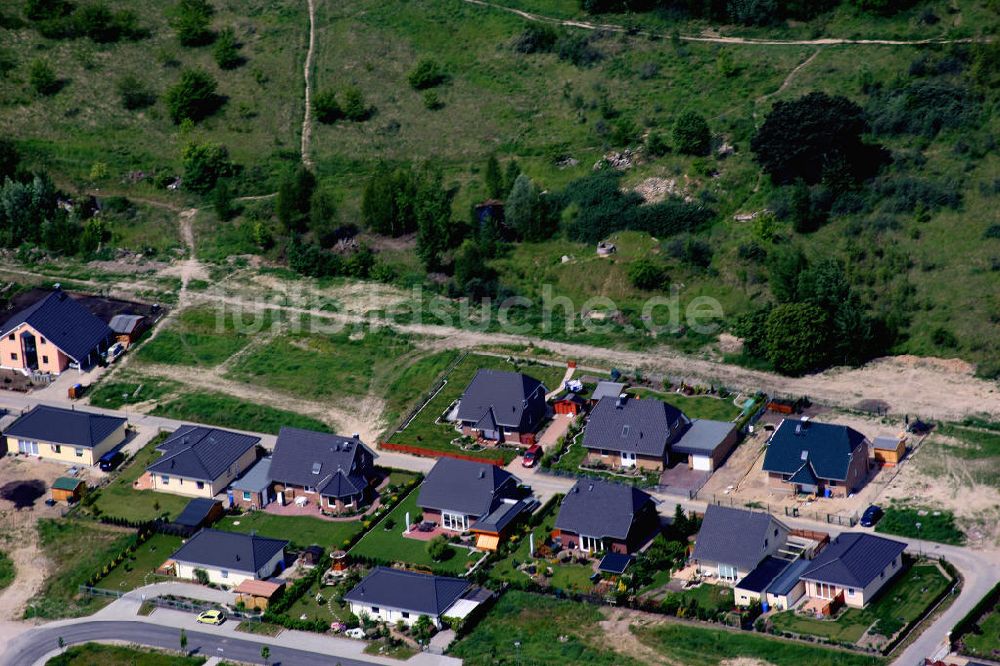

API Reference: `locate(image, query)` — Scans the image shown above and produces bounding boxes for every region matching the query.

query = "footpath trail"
[461,0,987,45]
[301,0,317,168]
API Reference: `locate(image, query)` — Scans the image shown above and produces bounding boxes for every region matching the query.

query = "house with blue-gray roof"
[169,528,287,587]
[146,426,260,498]
[344,567,484,628]
[763,418,871,497]
[456,369,548,445]
[4,404,126,465]
[799,532,906,610]
[0,288,114,375]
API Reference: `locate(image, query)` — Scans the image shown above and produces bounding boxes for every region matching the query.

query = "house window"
[196,481,205,490]
[161,475,170,485]
[52,444,61,454]
[304,486,316,493]
[891,560,897,569]
[442,512,469,531]
[764,539,769,548]
[40,337,46,344]
[9,353,16,361]
[6,334,13,341]
[221,570,228,579]
[74,448,84,457]
[718,564,738,581]
[371,606,380,614]
[401,612,409,619]
[243,491,252,501]
[580,535,602,553]
[848,588,855,596]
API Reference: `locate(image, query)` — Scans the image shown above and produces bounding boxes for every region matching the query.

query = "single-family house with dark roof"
[589,381,626,405]
[0,289,114,375]
[692,505,791,581]
[554,479,659,554]
[582,395,690,471]
[416,458,527,540]
[146,426,260,498]
[456,369,548,445]
[169,529,288,586]
[763,418,871,497]
[671,419,739,472]
[5,405,127,465]
[799,533,906,610]
[230,457,273,510]
[344,567,480,629]
[268,427,377,513]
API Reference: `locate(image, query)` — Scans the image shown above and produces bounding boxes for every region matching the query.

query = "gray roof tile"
[582,396,689,457]
[763,419,868,482]
[456,369,547,432]
[170,529,287,574]
[692,505,789,571]
[0,290,113,363]
[148,425,259,482]
[343,567,471,617]
[5,405,125,448]
[554,478,655,541]
[417,458,520,517]
[799,533,906,588]
[268,427,376,500]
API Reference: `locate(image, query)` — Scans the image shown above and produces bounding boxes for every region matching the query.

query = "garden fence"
[695,493,858,527]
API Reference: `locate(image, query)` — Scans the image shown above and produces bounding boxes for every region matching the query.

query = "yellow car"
[196,609,226,625]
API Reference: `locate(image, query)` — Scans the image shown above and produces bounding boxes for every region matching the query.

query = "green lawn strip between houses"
[217,512,365,551]
[626,388,743,422]
[385,353,568,463]
[770,562,951,644]
[875,506,965,545]
[349,491,481,575]
[96,533,183,592]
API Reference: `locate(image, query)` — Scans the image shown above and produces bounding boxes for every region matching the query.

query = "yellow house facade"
[146,425,261,499]
[4,405,127,466]
[149,446,258,498]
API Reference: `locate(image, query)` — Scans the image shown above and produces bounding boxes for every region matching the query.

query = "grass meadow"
[150,390,332,433]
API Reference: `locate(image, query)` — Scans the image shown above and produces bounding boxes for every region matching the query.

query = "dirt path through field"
[598,608,681,666]
[757,48,821,103]
[0,534,46,621]
[300,0,317,168]
[461,0,987,45]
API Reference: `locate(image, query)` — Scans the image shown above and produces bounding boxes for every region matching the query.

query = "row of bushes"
[84,526,154,587]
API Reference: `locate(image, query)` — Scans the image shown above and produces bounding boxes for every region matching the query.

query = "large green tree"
[751,92,886,185]
[764,302,830,375]
[504,174,548,242]
[164,68,220,124]
[672,111,710,156]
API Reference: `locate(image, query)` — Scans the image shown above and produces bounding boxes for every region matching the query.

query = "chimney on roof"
[588,483,594,492]
[479,469,485,479]
[54,282,61,291]
[795,424,802,435]
[616,394,627,408]
[352,433,360,440]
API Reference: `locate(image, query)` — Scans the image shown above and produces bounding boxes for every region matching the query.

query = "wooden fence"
[379,441,506,466]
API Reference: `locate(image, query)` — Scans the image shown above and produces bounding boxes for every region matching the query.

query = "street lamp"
[915,522,922,558]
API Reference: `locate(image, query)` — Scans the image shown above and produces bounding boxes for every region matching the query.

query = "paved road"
[4,620,384,666]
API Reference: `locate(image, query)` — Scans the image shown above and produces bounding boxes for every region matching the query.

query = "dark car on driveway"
[860,505,884,527]
[98,450,125,472]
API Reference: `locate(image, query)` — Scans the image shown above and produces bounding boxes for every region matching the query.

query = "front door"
[621,451,636,467]
[20,332,38,370]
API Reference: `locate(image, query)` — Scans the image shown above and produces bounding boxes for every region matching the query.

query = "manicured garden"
[349,491,482,575]
[218,512,365,551]
[384,353,568,463]
[95,533,183,592]
[770,562,952,644]
[85,434,189,523]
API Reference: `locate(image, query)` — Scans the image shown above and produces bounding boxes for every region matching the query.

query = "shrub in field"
[169,0,215,46]
[181,141,235,193]
[341,86,369,121]
[29,59,60,95]
[213,28,242,69]
[628,258,667,291]
[117,74,155,110]
[408,58,446,90]
[164,68,221,123]
[672,111,710,156]
[312,89,341,124]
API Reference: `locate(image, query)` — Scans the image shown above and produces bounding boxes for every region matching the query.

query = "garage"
[672,419,739,473]
[691,454,713,471]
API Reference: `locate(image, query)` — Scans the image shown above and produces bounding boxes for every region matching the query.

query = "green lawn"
[451,591,643,666]
[98,533,183,592]
[385,353,567,463]
[47,643,206,666]
[349,491,481,575]
[633,622,884,666]
[86,433,190,523]
[875,506,965,545]
[626,388,742,422]
[0,550,14,590]
[771,562,952,643]
[27,519,135,619]
[151,391,332,434]
[217,512,365,551]
[961,607,1000,658]
[283,575,357,626]
[226,327,417,402]
[137,307,276,367]
[666,583,734,611]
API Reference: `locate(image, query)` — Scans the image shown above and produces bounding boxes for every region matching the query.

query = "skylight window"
[312,462,322,475]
